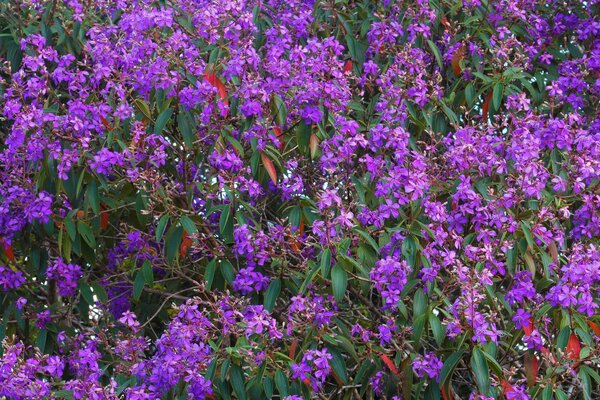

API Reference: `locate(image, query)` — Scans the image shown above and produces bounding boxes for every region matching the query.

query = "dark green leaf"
[321,248,332,279]
[470,348,490,395]
[154,108,173,134]
[264,279,281,311]
[331,264,348,302]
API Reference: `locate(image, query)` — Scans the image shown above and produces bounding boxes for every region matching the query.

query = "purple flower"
[46,258,82,297]
[412,352,443,382]
[370,257,410,310]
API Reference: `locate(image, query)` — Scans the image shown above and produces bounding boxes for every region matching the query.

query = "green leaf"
[91,283,108,303]
[36,329,47,353]
[134,99,152,121]
[353,228,379,253]
[328,348,348,384]
[177,111,195,148]
[142,260,154,285]
[86,179,100,213]
[274,370,289,397]
[77,221,96,248]
[229,365,247,400]
[321,249,332,279]
[165,225,183,262]
[465,83,476,107]
[205,259,217,290]
[521,221,535,250]
[155,214,169,242]
[470,348,490,395]
[53,390,75,400]
[180,215,198,235]
[429,313,444,346]
[542,386,553,400]
[427,40,443,69]
[65,218,76,241]
[413,289,427,316]
[80,283,94,305]
[579,368,592,400]
[154,108,173,134]
[220,260,235,284]
[440,351,464,387]
[133,270,145,301]
[331,264,348,302]
[272,94,287,127]
[492,82,503,111]
[288,206,302,228]
[219,205,234,242]
[263,279,281,311]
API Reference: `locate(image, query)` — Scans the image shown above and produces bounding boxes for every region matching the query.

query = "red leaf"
[379,353,401,378]
[203,71,217,86]
[441,16,451,29]
[501,380,516,398]
[343,60,353,74]
[566,333,581,360]
[215,79,228,103]
[273,126,285,150]
[289,218,304,252]
[524,353,539,387]
[261,152,278,185]
[180,230,193,258]
[482,91,493,121]
[100,204,109,231]
[289,338,298,359]
[523,317,534,336]
[203,70,229,105]
[451,45,464,77]
[100,116,113,132]
[0,238,14,262]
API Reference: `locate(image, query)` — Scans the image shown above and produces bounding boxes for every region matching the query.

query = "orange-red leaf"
[309,133,319,159]
[441,382,453,400]
[482,91,493,121]
[524,353,539,387]
[180,230,193,258]
[588,320,600,337]
[261,152,277,185]
[451,45,464,77]
[100,116,113,132]
[566,333,581,360]
[379,353,401,378]
[548,240,559,262]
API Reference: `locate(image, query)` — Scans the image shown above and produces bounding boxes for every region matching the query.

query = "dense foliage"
[0,0,599,399]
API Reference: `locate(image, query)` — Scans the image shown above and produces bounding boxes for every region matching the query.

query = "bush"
[0,0,599,399]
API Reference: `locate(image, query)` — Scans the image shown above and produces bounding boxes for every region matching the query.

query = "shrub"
[0,0,599,399]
